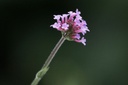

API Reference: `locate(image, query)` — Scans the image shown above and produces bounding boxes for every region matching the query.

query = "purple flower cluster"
[51,9,90,45]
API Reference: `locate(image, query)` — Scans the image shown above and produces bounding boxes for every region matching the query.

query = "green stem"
[31,36,66,85]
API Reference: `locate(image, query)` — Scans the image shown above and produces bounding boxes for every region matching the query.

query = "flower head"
[51,9,90,45]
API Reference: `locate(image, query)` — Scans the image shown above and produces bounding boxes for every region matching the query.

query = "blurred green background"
[1,0,128,85]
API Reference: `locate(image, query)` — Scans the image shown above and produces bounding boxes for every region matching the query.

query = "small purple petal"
[81,26,89,35]
[74,20,81,28]
[76,9,81,15]
[75,26,87,35]
[54,15,61,20]
[68,11,73,14]
[76,15,82,20]
[75,37,86,45]
[54,15,61,22]
[81,20,87,26]
[81,37,86,45]
[81,25,89,32]
[61,23,69,30]
[85,26,90,32]
[51,22,61,30]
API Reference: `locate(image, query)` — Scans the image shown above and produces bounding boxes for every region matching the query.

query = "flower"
[50,9,90,45]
